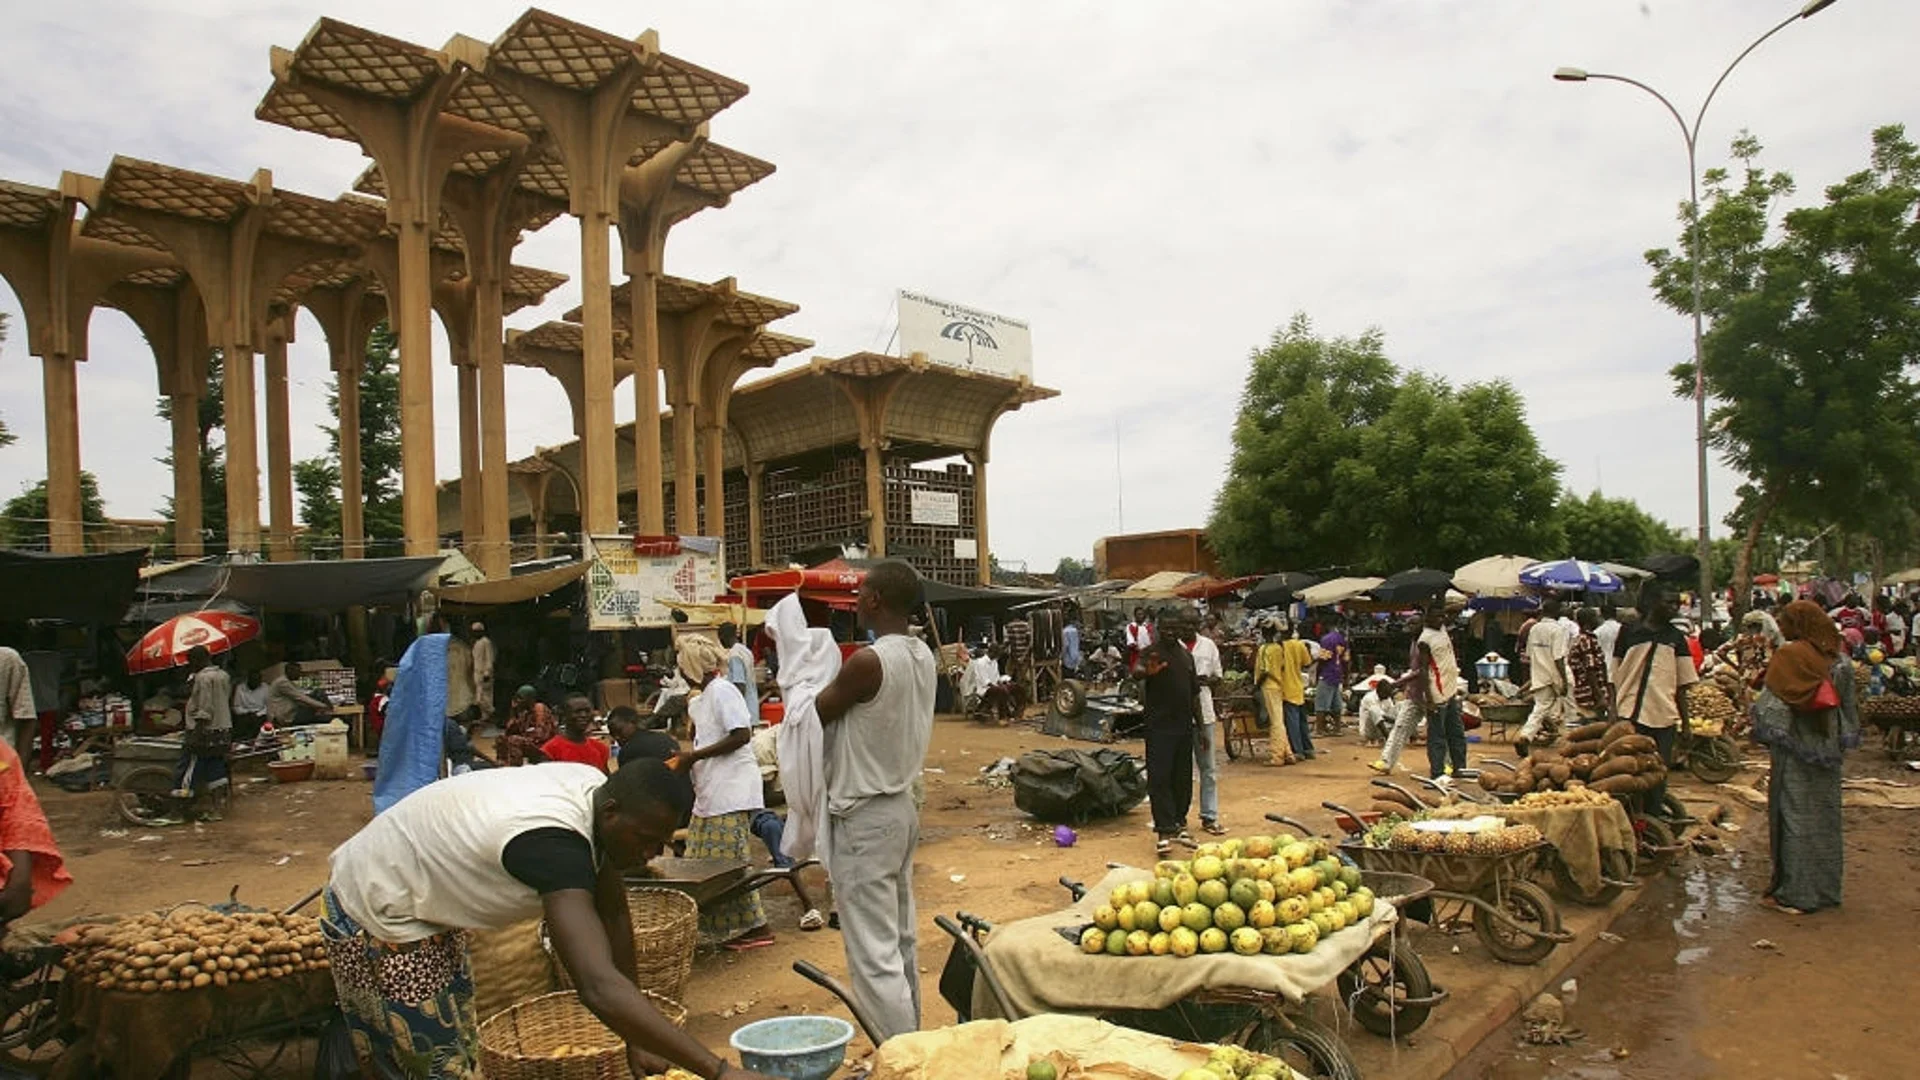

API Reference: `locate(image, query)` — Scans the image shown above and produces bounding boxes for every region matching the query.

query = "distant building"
[1095,528,1219,583]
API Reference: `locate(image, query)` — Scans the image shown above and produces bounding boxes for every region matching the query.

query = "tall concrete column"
[264,332,294,561]
[670,401,699,535]
[40,354,83,554]
[169,391,203,557]
[863,440,886,558]
[700,423,726,539]
[223,340,261,556]
[629,272,664,533]
[746,461,764,568]
[338,362,364,559]
[475,281,510,577]
[969,451,991,586]
[394,221,437,555]
[457,359,482,549]
[577,214,618,534]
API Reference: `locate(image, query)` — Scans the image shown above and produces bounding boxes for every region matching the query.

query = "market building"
[440,350,1058,585]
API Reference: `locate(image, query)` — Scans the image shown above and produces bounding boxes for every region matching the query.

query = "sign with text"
[910,488,961,527]
[586,535,725,630]
[896,290,1032,380]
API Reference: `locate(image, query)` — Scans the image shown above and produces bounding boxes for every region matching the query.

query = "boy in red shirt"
[540,693,610,773]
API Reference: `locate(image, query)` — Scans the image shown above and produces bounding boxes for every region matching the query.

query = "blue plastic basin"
[728,1015,855,1080]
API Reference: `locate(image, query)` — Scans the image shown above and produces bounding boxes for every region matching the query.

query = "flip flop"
[1202,820,1228,836]
[799,909,825,932]
[1759,897,1807,916]
[723,934,776,952]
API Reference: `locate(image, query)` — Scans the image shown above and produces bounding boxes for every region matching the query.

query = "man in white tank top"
[815,560,937,1041]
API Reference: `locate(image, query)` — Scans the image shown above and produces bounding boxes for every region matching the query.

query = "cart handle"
[1370,778,1434,808]
[956,911,995,937]
[1262,813,1316,838]
[932,915,1023,1022]
[1058,876,1086,902]
[1320,801,1372,837]
[281,888,322,916]
[792,960,885,1048]
[1475,757,1518,774]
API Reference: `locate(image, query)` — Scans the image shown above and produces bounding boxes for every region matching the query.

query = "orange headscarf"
[1766,600,1843,710]
[0,739,71,913]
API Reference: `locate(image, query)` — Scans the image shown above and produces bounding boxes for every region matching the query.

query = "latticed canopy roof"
[0,180,60,230]
[576,275,800,332]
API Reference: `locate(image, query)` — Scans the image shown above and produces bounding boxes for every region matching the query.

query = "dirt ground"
[1452,752,1920,1080]
[23,718,1920,1078]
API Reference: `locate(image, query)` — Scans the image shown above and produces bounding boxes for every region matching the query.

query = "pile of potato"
[1514,786,1614,809]
[1479,720,1669,798]
[1685,682,1740,736]
[63,909,329,993]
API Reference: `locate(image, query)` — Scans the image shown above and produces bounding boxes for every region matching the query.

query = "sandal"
[799,909,825,932]
[1759,896,1807,916]
[1202,819,1228,836]
[1155,837,1173,856]
[1176,829,1195,846]
[723,933,776,952]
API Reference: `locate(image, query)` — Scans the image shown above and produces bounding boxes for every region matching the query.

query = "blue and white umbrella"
[1518,559,1624,594]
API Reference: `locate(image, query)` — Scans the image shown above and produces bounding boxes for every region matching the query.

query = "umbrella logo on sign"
[939,319,998,365]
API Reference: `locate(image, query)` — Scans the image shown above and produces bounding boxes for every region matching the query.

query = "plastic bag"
[1010,748,1147,823]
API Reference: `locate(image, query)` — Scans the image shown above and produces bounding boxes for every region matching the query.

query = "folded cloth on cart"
[972,866,1395,1021]
[1428,800,1635,896]
[872,1014,1307,1080]
[56,965,336,1080]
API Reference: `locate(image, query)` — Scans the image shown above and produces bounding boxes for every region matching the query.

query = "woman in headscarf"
[499,685,558,766]
[1754,599,1860,915]
[672,635,772,950]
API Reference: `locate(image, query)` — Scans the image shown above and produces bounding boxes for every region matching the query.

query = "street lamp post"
[1554,0,1838,621]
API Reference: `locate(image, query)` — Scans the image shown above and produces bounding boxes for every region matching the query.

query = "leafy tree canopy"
[2,472,106,550]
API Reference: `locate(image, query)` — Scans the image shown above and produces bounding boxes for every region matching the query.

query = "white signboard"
[954,538,979,561]
[896,290,1033,380]
[910,489,961,527]
[585,536,725,630]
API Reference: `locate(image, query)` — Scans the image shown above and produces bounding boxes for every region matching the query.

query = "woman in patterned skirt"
[671,637,774,950]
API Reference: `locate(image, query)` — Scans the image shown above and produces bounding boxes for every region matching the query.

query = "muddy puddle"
[1452,853,1757,1079]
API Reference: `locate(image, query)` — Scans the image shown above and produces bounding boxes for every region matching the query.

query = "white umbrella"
[1452,555,1539,598]
[1299,576,1385,607]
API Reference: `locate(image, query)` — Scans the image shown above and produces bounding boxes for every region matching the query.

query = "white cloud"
[1,0,1912,566]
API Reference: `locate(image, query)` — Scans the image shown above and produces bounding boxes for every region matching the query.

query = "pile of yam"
[1478,720,1668,798]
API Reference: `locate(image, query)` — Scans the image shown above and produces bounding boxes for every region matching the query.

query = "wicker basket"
[478,990,686,1080]
[549,888,698,1004]
[471,917,559,1026]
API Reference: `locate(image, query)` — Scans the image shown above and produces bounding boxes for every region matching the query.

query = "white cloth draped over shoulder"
[769,594,841,864]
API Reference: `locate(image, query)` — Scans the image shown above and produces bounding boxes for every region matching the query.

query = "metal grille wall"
[883,460,978,586]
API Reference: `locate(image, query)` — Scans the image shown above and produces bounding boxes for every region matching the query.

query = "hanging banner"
[585,535,726,630]
[896,290,1033,380]
[910,489,961,526]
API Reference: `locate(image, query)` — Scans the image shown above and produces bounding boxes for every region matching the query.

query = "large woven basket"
[471,918,559,1026]
[478,989,687,1080]
[549,888,698,1004]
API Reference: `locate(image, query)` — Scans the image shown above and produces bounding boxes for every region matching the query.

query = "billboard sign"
[585,536,725,630]
[896,290,1032,380]
[910,489,961,527]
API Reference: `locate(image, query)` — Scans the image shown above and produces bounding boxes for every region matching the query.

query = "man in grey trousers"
[815,560,936,1042]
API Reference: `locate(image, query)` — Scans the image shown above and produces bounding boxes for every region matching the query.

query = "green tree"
[295,323,404,556]
[1208,313,1398,573]
[1053,556,1096,586]
[1555,490,1686,564]
[2,472,107,549]
[1647,126,1920,610]
[155,349,227,553]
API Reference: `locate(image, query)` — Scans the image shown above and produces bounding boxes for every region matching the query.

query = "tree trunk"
[1733,487,1783,620]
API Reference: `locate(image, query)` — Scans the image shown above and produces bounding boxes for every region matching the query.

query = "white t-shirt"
[960,655,1002,701]
[1358,690,1390,734]
[1187,635,1222,725]
[689,676,764,819]
[328,764,604,943]
[1526,618,1572,692]
[1418,627,1461,701]
[1595,619,1622,679]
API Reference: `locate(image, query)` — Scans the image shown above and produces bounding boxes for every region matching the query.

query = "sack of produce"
[1012,748,1148,823]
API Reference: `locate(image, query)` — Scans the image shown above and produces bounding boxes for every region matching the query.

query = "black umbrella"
[1640,553,1700,582]
[1368,568,1455,605]
[1242,571,1320,611]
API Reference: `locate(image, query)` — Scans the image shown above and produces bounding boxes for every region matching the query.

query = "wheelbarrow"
[1312,804,1574,965]
[628,856,818,910]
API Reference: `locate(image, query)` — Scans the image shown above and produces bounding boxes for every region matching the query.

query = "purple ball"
[1053,825,1078,847]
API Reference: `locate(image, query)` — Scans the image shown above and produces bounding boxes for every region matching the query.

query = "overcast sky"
[1,1,1913,570]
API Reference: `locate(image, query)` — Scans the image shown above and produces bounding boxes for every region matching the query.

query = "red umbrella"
[126,611,262,675]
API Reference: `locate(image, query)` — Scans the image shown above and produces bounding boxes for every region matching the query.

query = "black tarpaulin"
[0,548,146,623]
[220,556,444,612]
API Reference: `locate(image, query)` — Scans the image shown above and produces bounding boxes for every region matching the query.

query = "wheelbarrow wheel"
[1635,815,1679,876]
[115,766,180,827]
[1241,1012,1360,1080]
[1335,939,1435,1038]
[1550,847,1633,907]
[1472,879,1561,965]
[1688,736,1741,784]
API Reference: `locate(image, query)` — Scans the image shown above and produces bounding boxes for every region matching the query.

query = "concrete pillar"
[630,272,664,533]
[701,423,726,540]
[969,451,990,586]
[863,440,886,558]
[169,391,203,557]
[671,402,699,535]
[577,214,619,536]
[264,333,294,561]
[531,473,552,560]
[475,283,511,578]
[746,461,764,568]
[338,363,364,559]
[457,360,482,550]
[40,355,83,554]
[393,221,438,555]
[223,340,261,556]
